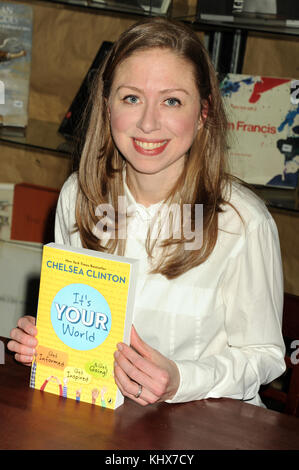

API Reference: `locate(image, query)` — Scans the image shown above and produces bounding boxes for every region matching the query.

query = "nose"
[136,102,161,134]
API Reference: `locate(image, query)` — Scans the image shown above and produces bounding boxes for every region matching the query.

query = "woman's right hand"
[7,315,38,366]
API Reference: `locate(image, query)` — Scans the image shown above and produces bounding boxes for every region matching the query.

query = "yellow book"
[30,243,138,409]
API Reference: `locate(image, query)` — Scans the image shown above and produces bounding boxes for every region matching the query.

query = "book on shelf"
[61,1,90,5]
[30,243,139,409]
[205,27,247,75]
[0,182,60,244]
[139,0,171,15]
[240,0,299,20]
[0,2,33,136]
[197,0,299,27]
[58,41,113,142]
[0,239,42,338]
[0,183,14,241]
[220,73,299,189]
[91,0,171,15]
[196,0,236,22]
[87,0,107,4]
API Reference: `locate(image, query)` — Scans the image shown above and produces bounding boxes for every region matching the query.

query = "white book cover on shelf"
[0,239,42,338]
[0,183,14,241]
[220,74,299,188]
[0,2,33,132]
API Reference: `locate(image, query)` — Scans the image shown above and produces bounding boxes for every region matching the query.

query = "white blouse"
[54,173,286,407]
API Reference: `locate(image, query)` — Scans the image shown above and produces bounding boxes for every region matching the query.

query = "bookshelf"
[22,0,176,18]
[0,119,71,156]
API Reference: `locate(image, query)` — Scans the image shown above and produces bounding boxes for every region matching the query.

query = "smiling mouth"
[134,139,168,150]
[132,138,169,155]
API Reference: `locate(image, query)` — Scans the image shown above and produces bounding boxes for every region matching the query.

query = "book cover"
[10,183,59,244]
[0,182,59,243]
[220,74,299,188]
[0,2,33,135]
[30,243,139,409]
[0,183,14,241]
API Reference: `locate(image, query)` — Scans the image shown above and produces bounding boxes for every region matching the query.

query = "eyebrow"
[116,85,190,95]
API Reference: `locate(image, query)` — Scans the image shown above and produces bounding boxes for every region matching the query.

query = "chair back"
[260,293,299,417]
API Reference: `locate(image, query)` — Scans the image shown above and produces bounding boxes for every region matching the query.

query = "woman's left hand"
[113,325,180,406]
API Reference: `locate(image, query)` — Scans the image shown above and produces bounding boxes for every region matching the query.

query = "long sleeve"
[167,216,286,405]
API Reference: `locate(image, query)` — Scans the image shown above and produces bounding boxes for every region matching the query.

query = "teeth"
[134,139,167,150]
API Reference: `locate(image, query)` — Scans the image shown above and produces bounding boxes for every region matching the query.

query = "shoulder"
[56,172,78,219]
[55,172,80,244]
[216,182,281,271]
[219,180,274,235]
[59,172,78,200]
[57,172,78,210]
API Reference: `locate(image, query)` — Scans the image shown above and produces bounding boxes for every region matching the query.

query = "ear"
[200,98,209,123]
[197,99,209,131]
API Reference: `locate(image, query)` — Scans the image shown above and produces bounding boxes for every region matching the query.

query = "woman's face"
[108,48,201,181]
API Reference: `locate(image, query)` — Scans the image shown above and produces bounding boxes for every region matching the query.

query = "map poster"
[221,74,299,188]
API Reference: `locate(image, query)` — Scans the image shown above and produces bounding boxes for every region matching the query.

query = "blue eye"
[123,95,139,104]
[165,98,181,107]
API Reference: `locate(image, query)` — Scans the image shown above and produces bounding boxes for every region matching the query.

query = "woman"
[8,17,286,407]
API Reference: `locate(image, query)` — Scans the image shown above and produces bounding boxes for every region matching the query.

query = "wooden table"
[1,337,299,450]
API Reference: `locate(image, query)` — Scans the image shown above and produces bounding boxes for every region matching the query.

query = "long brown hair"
[75,17,234,279]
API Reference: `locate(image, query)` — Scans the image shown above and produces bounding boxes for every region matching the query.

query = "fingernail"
[117,343,123,351]
[114,350,119,358]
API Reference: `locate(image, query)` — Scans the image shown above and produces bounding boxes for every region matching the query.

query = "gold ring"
[135,384,142,399]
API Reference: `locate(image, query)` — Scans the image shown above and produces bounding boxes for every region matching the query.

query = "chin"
[131,164,169,176]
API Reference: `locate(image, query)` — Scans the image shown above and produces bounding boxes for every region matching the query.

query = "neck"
[126,166,181,207]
